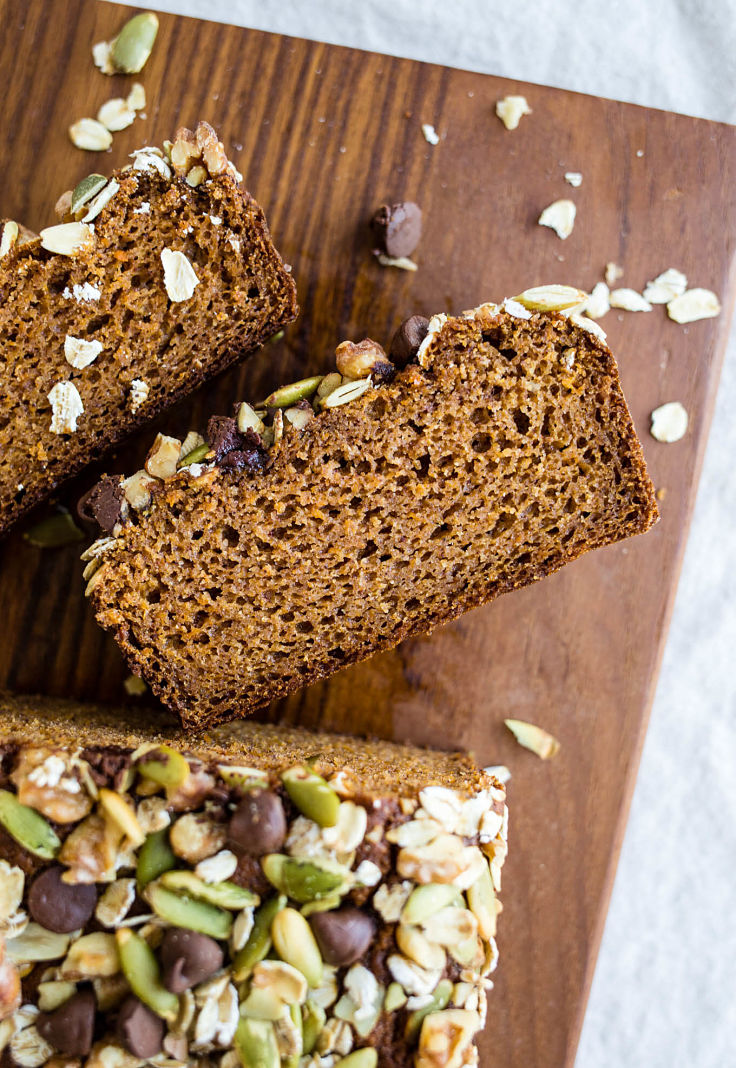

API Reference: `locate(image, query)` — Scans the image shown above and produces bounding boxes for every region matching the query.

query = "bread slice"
[0,693,507,1068]
[83,288,658,730]
[0,121,297,537]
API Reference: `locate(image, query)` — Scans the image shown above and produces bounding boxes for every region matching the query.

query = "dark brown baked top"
[83,290,657,731]
[0,694,506,1068]
[0,121,298,537]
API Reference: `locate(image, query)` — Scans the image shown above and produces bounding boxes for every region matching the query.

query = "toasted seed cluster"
[0,121,297,536]
[0,733,507,1067]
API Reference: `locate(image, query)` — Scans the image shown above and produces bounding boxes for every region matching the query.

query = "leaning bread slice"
[83,288,658,729]
[0,121,297,537]
[0,693,507,1068]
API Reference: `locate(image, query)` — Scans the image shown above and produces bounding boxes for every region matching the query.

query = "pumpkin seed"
[284,1003,303,1068]
[281,767,340,827]
[98,788,145,847]
[384,982,407,1013]
[232,894,286,981]
[262,855,346,904]
[299,893,343,917]
[145,882,232,940]
[271,908,322,987]
[321,377,372,409]
[39,222,94,256]
[467,863,498,940]
[137,827,176,888]
[116,928,179,1022]
[240,985,286,1021]
[336,1051,379,1068]
[136,746,190,790]
[261,376,323,408]
[234,1016,279,1068]
[0,791,60,859]
[216,764,269,789]
[401,884,462,925]
[23,511,84,548]
[404,978,453,1041]
[110,12,159,74]
[71,174,107,214]
[159,870,258,910]
[68,118,113,152]
[512,285,588,312]
[301,1000,326,1054]
[6,923,70,963]
[178,442,210,468]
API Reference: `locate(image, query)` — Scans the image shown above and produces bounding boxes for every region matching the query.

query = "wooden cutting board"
[1,2,734,1064]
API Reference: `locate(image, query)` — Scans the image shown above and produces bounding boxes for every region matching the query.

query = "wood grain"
[0,3,734,1065]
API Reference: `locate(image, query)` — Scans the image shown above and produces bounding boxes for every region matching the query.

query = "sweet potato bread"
[0,121,297,537]
[83,288,658,730]
[0,693,507,1068]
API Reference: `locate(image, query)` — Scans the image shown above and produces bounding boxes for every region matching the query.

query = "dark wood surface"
[0,2,734,1065]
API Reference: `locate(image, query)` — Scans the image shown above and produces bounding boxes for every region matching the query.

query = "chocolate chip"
[207,415,266,472]
[116,995,165,1058]
[309,907,376,967]
[389,315,430,367]
[77,476,124,533]
[37,989,96,1056]
[228,789,287,856]
[160,928,224,993]
[218,447,266,473]
[28,866,97,933]
[371,201,422,258]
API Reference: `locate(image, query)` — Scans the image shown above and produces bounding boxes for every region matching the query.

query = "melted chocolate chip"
[116,995,165,1058]
[389,315,430,367]
[371,201,423,258]
[160,928,224,993]
[207,415,266,472]
[309,907,376,967]
[28,866,97,933]
[77,477,124,533]
[37,989,96,1056]
[228,789,287,856]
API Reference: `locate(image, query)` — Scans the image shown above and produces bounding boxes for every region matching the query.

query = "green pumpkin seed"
[160,870,258,910]
[116,928,179,1022]
[23,510,84,548]
[178,443,210,468]
[404,978,453,1042]
[281,767,340,827]
[284,1003,303,1068]
[136,828,176,889]
[384,982,407,1013]
[234,1015,279,1068]
[110,12,159,74]
[136,745,190,790]
[467,863,498,941]
[301,999,326,1054]
[300,893,342,917]
[71,174,107,215]
[261,376,323,408]
[271,908,322,987]
[0,790,60,859]
[262,855,346,903]
[216,764,269,789]
[401,883,463,925]
[233,894,286,980]
[336,1051,379,1068]
[145,882,232,939]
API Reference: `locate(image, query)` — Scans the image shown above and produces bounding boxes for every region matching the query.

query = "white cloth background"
[114,2,736,1064]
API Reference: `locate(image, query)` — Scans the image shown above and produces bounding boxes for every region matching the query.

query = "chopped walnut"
[0,939,21,1021]
[59,813,122,884]
[11,750,93,824]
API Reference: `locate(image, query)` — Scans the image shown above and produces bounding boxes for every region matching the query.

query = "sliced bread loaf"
[0,121,297,536]
[83,288,658,729]
[0,693,507,1068]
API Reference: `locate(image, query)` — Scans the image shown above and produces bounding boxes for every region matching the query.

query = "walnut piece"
[11,750,92,824]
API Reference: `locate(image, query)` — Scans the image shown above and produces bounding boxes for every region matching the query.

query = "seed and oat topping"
[79,284,598,561]
[0,740,507,1067]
